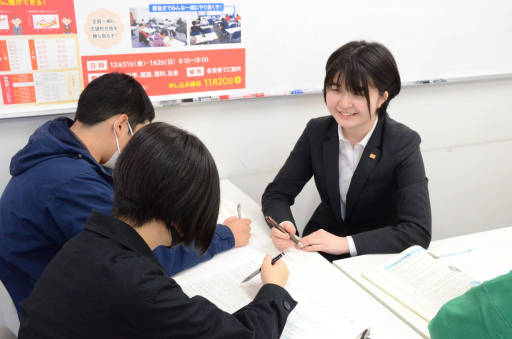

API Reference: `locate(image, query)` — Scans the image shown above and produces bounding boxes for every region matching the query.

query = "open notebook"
[361,245,480,322]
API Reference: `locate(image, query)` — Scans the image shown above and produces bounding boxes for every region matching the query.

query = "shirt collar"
[337,115,379,147]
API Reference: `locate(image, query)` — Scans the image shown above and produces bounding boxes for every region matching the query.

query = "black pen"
[265,216,304,248]
[241,252,286,283]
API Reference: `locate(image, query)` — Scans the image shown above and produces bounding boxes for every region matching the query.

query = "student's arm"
[47,173,237,277]
[153,223,235,276]
[127,262,296,339]
[262,120,314,230]
[351,130,432,254]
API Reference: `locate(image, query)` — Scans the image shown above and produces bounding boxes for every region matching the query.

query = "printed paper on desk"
[179,248,365,339]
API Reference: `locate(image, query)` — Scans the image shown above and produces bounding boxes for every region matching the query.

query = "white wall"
[1,78,511,240]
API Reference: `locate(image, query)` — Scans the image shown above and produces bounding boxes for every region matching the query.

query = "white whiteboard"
[1,0,511,118]
[242,0,512,95]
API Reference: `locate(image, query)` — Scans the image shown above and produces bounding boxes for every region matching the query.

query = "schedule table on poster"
[333,226,512,338]
[173,179,422,339]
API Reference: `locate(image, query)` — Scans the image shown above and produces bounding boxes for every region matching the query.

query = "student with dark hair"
[262,41,431,261]
[191,20,205,37]
[0,73,250,316]
[18,122,296,339]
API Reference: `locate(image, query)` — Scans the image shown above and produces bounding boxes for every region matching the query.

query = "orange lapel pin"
[369,153,376,159]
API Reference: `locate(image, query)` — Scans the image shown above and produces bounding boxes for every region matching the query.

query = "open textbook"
[362,245,480,322]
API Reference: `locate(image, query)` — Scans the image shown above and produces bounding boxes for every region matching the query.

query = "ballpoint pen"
[265,216,304,248]
[241,252,286,283]
[237,203,242,218]
[356,328,371,339]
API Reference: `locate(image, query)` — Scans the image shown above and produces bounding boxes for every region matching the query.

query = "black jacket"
[262,115,431,261]
[19,212,296,339]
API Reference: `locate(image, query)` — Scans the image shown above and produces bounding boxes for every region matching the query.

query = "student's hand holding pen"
[223,216,252,247]
[260,254,289,287]
[270,221,301,251]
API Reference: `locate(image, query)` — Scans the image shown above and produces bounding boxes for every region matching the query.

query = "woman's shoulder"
[304,115,336,135]
[382,115,421,144]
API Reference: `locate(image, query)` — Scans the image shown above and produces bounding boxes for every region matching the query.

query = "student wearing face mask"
[262,41,432,261]
[0,73,251,317]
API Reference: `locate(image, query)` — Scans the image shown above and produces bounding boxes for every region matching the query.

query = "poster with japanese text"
[0,0,244,117]
[0,0,81,113]
[75,0,244,101]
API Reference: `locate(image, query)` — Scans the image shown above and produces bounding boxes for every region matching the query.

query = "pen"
[265,216,304,248]
[355,328,371,339]
[241,252,286,283]
[237,203,242,218]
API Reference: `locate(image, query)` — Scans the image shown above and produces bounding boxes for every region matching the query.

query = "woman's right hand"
[270,221,298,251]
[260,254,289,287]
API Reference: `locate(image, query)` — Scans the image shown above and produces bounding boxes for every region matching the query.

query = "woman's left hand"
[300,229,349,255]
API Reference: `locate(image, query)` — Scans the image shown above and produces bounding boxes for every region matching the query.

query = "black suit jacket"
[262,115,431,261]
[19,212,296,339]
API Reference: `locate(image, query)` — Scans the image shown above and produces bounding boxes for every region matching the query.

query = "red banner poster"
[82,48,245,96]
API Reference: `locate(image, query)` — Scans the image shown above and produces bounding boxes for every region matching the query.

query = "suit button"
[283,300,291,311]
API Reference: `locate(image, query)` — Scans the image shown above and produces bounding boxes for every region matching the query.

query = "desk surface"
[174,180,421,339]
[191,32,218,44]
[334,226,512,338]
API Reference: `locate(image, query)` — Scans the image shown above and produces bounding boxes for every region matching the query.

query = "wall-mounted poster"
[76,1,245,101]
[0,0,81,109]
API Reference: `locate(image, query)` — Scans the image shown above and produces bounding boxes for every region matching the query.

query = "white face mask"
[103,120,133,169]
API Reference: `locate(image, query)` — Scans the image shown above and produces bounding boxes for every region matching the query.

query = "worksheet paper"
[179,249,365,339]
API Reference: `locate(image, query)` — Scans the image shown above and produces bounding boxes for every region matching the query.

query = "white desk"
[191,32,218,45]
[225,27,241,35]
[333,226,512,338]
[165,38,186,48]
[174,180,421,339]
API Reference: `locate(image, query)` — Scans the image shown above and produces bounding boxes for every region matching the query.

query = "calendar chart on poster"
[1,0,511,118]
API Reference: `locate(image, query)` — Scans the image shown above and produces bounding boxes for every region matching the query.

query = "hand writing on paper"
[223,216,251,247]
[270,221,300,251]
[300,229,349,255]
[261,254,289,287]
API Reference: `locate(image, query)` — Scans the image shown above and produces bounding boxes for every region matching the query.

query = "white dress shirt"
[338,116,379,256]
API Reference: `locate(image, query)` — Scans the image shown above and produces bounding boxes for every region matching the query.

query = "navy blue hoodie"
[0,117,234,315]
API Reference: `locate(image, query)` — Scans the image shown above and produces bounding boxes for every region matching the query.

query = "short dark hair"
[112,122,220,254]
[75,72,155,126]
[323,41,401,118]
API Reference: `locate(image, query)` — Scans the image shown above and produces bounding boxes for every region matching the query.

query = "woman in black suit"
[262,41,431,262]
[19,123,296,339]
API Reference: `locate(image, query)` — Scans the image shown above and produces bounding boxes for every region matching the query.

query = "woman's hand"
[270,221,299,251]
[300,229,349,255]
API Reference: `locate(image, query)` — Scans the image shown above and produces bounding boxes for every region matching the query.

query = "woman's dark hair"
[75,72,155,127]
[323,41,401,118]
[112,122,220,254]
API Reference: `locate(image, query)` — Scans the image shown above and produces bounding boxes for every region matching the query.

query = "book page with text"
[362,246,478,321]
